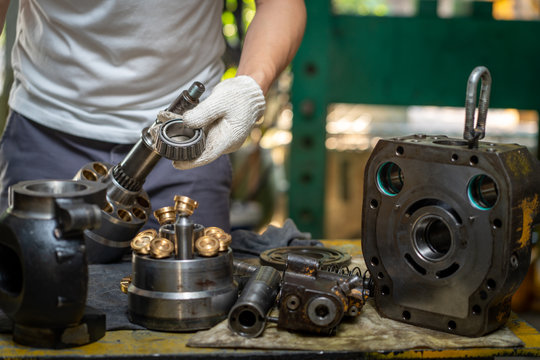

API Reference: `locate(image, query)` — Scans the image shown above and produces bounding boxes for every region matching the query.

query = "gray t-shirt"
[9,0,225,143]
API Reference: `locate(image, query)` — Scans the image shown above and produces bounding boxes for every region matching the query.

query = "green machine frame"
[289,0,540,238]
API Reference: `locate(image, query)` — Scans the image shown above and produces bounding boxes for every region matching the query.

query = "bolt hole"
[472,305,482,315]
[470,156,479,165]
[402,311,411,320]
[487,279,496,290]
[371,257,379,266]
[377,272,384,279]
[493,219,502,228]
[451,154,459,162]
[396,146,404,155]
[381,285,390,296]
[448,321,457,330]
[370,199,379,209]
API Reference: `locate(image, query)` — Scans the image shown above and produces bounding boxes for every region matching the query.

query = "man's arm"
[237,0,306,94]
[0,0,10,36]
[172,0,306,169]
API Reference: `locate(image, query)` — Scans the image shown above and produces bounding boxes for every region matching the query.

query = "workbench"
[1,240,539,359]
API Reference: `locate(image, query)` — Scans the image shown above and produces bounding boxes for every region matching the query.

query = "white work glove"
[172,76,266,170]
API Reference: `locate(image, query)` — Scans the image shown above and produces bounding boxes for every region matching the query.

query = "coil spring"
[322,265,374,297]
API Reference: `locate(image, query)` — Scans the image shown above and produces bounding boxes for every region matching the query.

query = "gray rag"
[231,218,321,258]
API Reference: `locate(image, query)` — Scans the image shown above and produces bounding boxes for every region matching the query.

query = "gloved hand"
[172,75,266,170]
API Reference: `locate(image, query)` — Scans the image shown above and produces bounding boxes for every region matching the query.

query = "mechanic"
[0,1,306,231]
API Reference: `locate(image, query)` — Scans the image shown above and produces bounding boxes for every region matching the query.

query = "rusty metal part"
[0,180,107,348]
[228,266,281,338]
[362,66,540,337]
[154,206,177,225]
[120,276,132,294]
[260,246,351,271]
[150,237,174,259]
[277,254,368,335]
[74,83,205,263]
[174,195,198,216]
[128,249,237,331]
[195,236,220,257]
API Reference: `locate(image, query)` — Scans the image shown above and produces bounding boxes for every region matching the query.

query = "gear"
[155,119,205,161]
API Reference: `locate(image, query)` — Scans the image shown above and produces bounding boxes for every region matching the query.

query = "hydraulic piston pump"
[362,67,540,337]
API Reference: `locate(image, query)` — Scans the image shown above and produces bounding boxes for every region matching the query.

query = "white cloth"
[9,0,225,143]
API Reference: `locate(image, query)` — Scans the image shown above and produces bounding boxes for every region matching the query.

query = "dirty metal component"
[0,180,107,348]
[154,206,177,225]
[195,236,220,257]
[362,66,540,337]
[228,266,281,338]
[233,259,259,276]
[128,249,237,331]
[277,254,368,335]
[260,246,351,271]
[74,83,205,263]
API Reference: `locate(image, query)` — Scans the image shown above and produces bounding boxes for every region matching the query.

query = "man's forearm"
[236,0,306,94]
[0,0,10,36]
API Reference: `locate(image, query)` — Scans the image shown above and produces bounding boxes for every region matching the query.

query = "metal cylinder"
[228,266,281,338]
[128,250,237,331]
[174,215,194,259]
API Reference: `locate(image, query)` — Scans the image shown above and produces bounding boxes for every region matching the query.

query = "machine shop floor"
[0,240,539,360]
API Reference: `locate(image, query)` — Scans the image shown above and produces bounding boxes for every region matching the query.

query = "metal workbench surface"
[1,240,539,359]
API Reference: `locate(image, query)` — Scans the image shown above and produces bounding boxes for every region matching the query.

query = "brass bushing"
[212,232,232,252]
[150,237,174,259]
[174,195,198,217]
[120,276,132,294]
[153,206,177,225]
[131,229,157,255]
[195,236,219,257]
[204,226,224,237]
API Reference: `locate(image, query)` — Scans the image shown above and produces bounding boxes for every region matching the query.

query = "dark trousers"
[0,111,232,231]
